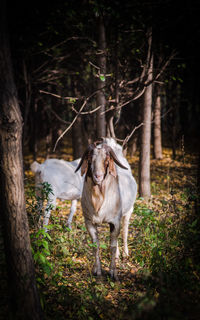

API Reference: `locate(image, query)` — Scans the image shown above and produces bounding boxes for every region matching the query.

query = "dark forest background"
[8,0,200,158]
[1,0,200,319]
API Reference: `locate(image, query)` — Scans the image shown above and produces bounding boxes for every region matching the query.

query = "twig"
[45,107,70,125]
[53,100,87,152]
[101,86,146,115]
[122,123,144,148]
[39,89,78,101]
[89,61,100,70]
[53,89,101,151]
[71,104,102,115]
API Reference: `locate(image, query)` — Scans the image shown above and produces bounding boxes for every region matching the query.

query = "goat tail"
[30,161,41,173]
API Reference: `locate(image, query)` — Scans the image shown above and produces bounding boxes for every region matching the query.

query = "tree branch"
[53,89,102,151]
[39,89,78,101]
[71,104,102,115]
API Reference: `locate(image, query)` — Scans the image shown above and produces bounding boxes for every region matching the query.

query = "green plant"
[130,203,180,273]
[31,228,53,277]
[26,182,55,279]
[26,181,54,227]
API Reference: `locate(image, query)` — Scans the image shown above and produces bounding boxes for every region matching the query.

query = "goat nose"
[94,172,104,179]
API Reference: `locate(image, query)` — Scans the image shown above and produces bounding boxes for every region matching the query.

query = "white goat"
[30,158,83,229]
[75,139,137,280]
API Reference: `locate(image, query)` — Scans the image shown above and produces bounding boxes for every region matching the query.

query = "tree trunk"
[0,2,42,319]
[72,111,84,159]
[96,15,106,138]
[45,86,53,158]
[28,98,38,160]
[71,79,84,158]
[106,30,119,138]
[153,84,163,159]
[130,134,138,156]
[139,29,153,199]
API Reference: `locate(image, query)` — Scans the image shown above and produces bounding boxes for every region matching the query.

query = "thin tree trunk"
[71,79,84,158]
[96,15,106,138]
[106,30,119,138]
[46,85,53,157]
[0,2,42,319]
[139,28,153,199]
[130,134,138,156]
[153,84,163,159]
[72,111,84,159]
[33,99,38,159]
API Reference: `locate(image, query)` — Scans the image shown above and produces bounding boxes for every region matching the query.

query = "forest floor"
[0,147,200,320]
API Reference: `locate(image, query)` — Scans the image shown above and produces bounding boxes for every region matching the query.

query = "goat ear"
[109,157,117,178]
[75,149,88,174]
[81,159,88,176]
[75,144,95,175]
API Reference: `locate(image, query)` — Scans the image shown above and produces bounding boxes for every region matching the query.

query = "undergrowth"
[24,154,200,320]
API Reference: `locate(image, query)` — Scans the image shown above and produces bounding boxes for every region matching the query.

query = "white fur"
[30,158,84,229]
[78,138,137,280]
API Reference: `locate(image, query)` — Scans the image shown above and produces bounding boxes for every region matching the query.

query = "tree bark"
[139,28,153,199]
[96,15,106,138]
[22,60,32,150]
[0,2,42,319]
[153,84,163,159]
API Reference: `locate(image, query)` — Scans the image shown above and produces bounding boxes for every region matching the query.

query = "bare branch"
[53,88,101,151]
[122,123,144,149]
[45,107,70,125]
[53,100,87,152]
[89,61,100,70]
[154,50,177,82]
[39,90,78,101]
[71,104,102,115]
[101,86,146,115]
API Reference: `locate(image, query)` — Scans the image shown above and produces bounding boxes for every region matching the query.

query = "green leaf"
[100,244,107,249]
[99,75,105,82]
[38,253,46,264]
[45,233,52,241]
[88,242,98,248]
[190,219,198,228]
[42,240,49,250]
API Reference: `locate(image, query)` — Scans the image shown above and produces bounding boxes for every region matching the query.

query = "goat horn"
[104,145,128,170]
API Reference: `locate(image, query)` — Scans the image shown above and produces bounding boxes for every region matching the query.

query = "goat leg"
[66,199,77,229]
[109,223,120,281]
[122,208,132,257]
[86,220,102,277]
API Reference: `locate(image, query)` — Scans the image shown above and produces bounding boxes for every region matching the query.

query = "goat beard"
[91,183,105,212]
[91,176,105,193]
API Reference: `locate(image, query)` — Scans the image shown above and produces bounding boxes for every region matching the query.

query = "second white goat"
[30,158,84,229]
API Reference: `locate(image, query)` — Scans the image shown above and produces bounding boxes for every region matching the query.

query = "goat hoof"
[93,266,102,277]
[93,270,102,278]
[66,224,72,230]
[109,269,119,281]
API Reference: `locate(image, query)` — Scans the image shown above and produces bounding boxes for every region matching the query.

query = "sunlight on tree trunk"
[139,28,153,199]
[153,84,163,159]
